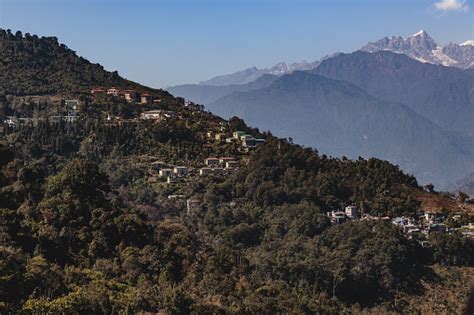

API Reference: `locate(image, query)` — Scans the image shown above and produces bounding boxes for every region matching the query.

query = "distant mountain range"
[170,30,473,93]
[167,31,474,189]
[196,54,340,87]
[208,59,474,188]
[361,30,474,69]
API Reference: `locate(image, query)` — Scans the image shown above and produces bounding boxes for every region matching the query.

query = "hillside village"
[1,29,473,314]
[2,90,473,250]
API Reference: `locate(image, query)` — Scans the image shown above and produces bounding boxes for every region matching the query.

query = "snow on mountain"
[361,30,474,69]
[461,40,474,47]
[198,54,339,86]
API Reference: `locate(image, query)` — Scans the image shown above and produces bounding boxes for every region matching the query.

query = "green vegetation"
[0,30,472,314]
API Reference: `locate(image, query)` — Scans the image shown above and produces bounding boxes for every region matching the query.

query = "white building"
[345,206,358,219]
[174,166,188,177]
[159,168,173,177]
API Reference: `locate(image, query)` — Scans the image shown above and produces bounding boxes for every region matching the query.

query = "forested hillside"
[0,29,171,99]
[0,30,473,314]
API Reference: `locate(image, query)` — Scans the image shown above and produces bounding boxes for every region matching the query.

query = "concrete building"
[174,166,188,177]
[233,131,246,139]
[345,206,358,219]
[159,168,173,177]
[205,157,220,166]
[107,87,120,96]
[140,93,153,104]
[199,167,213,176]
[123,90,138,102]
[327,211,346,224]
[141,110,174,121]
[91,87,105,95]
[225,161,239,168]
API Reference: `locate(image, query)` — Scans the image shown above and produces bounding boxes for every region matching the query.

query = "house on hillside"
[199,167,213,176]
[140,93,153,104]
[424,212,446,224]
[159,168,173,177]
[242,137,257,148]
[233,131,246,139]
[107,87,120,96]
[255,138,266,146]
[214,133,226,142]
[123,90,138,102]
[205,157,220,166]
[219,157,236,164]
[327,211,346,224]
[91,87,105,95]
[4,116,18,127]
[345,206,358,219]
[141,110,174,121]
[174,166,188,177]
[225,161,239,169]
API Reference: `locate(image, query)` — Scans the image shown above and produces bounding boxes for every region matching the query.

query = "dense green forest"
[0,29,473,314]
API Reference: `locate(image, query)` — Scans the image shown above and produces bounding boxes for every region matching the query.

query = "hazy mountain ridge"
[198,60,318,86]
[209,66,474,188]
[168,74,278,105]
[313,51,474,137]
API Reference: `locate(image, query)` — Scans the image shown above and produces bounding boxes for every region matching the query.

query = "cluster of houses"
[206,130,266,150]
[391,211,474,240]
[200,156,239,176]
[91,87,157,104]
[327,206,359,224]
[150,156,240,184]
[140,110,175,122]
[2,99,80,128]
[327,205,474,246]
[150,161,189,184]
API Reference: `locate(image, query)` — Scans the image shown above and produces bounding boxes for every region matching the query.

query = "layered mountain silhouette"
[168,74,278,105]
[168,32,474,189]
[313,51,474,137]
[207,70,474,188]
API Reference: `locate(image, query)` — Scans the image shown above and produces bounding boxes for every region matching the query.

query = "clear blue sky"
[1,0,473,87]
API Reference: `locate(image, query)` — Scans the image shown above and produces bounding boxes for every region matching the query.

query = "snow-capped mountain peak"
[361,31,474,69]
[461,40,474,47]
[412,29,427,37]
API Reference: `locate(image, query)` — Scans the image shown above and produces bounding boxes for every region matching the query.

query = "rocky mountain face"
[208,54,474,188]
[361,30,474,69]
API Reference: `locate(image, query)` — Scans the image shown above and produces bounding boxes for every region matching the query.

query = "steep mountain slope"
[168,74,277,105]
[361,30,474,69]
[0,29,170,97]
[209,71,474,187]
[314,50,474,137]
